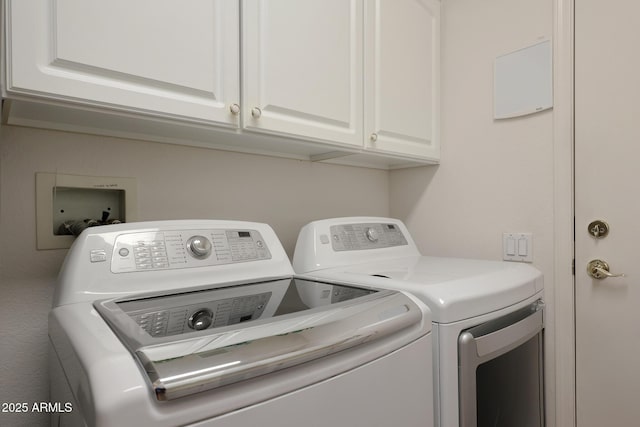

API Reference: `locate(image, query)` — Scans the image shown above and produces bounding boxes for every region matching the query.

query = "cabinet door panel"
[5,0,239,125]
[243,0,363,147]
[364,0,440,160]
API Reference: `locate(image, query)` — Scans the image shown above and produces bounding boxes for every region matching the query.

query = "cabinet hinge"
[572,259,575,276]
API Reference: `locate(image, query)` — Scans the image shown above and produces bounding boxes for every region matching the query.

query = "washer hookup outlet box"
[36,172,137,250]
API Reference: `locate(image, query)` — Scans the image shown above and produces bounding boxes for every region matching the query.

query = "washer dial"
[187,235,212,259]
[365,227,379,242]
[188,309,213,331]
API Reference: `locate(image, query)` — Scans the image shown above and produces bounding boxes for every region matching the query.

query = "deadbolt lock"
[588,220,609,238]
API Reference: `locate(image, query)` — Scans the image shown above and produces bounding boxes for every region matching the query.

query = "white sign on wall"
[494,40,552,119]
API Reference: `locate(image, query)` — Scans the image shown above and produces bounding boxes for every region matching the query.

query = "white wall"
[390,0,556,424]
[0,125,389,426]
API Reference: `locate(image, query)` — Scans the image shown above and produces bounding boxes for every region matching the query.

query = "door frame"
[552,0,575,426]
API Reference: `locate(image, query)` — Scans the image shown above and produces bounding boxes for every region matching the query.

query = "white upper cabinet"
[2,0,440,167]
[242,0,363,147]
[364,0,440,161]
[4,0,240,126]
[241,0,440,159]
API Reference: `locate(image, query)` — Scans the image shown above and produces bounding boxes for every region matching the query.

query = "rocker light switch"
[503,232,533,262]
[506,236,516,256]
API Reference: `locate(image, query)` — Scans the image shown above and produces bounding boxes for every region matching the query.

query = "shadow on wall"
[389,165,439,222]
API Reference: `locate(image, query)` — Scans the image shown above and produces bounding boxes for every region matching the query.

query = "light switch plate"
[503,232,533,262]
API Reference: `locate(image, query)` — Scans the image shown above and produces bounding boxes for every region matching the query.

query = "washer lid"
[299,256,543,324]
[94,277,430,400]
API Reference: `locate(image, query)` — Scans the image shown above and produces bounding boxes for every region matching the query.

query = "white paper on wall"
[494,40,552,119]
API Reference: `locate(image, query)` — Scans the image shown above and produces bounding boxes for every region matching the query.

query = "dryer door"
[458,301,544,427]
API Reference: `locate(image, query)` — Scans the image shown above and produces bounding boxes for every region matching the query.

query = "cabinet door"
[4,0,239,126]
[364,0,440,160]
[242,0,363,147]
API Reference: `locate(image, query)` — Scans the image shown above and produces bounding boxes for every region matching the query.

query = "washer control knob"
[187,235,212,259]
[188,309,213,330]
[365,227,379,242]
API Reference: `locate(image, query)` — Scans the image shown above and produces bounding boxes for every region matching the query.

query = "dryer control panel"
[330,223,408,251]
[110,228,271,273]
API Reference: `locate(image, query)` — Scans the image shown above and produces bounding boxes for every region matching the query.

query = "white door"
[575,1,640,425]
[363,0,440,161]
[5,0,239,126]
[241,0,363,147]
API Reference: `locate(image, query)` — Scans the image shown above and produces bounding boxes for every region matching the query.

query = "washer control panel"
[329,223,408,251]
[118,291,271,337]
[110,228,271,273]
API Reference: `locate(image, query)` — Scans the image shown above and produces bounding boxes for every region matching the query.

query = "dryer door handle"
[474,306,543,358]
[458,300,544,360]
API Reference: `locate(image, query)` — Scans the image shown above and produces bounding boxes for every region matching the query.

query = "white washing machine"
[293,217,545,427]
[49,220,434,427]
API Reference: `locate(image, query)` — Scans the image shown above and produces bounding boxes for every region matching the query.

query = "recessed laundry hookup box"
[35,172,137,250]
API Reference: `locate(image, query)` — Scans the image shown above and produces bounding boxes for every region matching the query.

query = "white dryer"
[49,220,434,427]
[293,217,545,427]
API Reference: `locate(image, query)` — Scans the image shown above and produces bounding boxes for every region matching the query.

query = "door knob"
[587,259,625,279]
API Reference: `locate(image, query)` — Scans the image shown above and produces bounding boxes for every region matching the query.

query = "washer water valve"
[57,210,122,236]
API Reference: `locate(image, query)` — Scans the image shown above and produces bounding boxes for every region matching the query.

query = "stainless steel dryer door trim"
[458,300,545,427]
